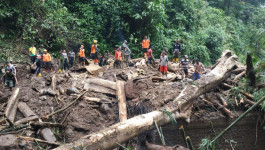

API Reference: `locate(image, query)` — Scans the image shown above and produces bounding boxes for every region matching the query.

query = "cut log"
[14,115,39,125]
[54,50,239,150]
[18,102,37,117]
[82,96,101,103]
[85,64,104,76]
[216,94,228,106]
[30,121,64,128]
[58,86,64,95]
[146,142,189,150]
[116,80,127,122]
[83,78,116,95]
[8,100,18,123]
[51,75,57,91]
[233,70,246,81]
[4,88,20,123]
[204,94,234,118]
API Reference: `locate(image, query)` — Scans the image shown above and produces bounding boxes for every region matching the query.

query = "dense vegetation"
[0,0,265,65]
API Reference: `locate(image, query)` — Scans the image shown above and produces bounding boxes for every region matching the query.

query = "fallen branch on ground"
[41,90,89,119]
[18,136,60,146]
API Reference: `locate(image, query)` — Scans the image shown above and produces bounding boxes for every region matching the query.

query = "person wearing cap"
[91,40,99,64]
[59,50,69,73]
[114,47,122,69]
[160,52,168,76]
[179,55,190,78]
[142,36,150,58]
[69,50,75,68]
[147,46,154,65]
[33,55,42,77]
[43,49,52,72]
[1,68,15,90]
[193,59,206,81]
[79,45,85,66]
[29,44,37,64]
[173,39,181,63]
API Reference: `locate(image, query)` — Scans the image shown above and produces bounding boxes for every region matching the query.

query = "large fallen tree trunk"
[54,50,239,150]
[4,88,20,124]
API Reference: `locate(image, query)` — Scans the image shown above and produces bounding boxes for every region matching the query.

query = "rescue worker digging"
[33,54,42,77]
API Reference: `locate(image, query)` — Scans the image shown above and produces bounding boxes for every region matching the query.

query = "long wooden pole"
[211,96,265,145]
[116,80,127,122]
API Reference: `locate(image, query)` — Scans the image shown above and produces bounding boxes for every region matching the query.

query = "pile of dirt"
[0,56,249,149]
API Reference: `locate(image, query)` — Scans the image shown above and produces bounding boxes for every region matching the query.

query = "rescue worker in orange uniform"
[91,40,98,64]
[79,45,85,66]
[42,49,52,72]
[142,35,150,59]
[114,48,122,69]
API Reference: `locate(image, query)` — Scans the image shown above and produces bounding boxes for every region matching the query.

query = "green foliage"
[0,0,264,64]
[199,138,214,150]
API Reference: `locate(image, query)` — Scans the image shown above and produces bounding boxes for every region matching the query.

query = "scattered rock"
[85,64,104,77]
[71,122,90,132]
[40,96,47,101]
[66,88,79,95]
[40,128,57,143]
[99,104,110,114]
[0,134,19,150]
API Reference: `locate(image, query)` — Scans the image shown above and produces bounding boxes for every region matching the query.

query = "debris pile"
[0,50,252,150]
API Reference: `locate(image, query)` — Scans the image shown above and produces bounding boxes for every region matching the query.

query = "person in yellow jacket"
[79,45,85,66]
[43,49,52,72]
[91,40,99,64]
[29,44,37,64]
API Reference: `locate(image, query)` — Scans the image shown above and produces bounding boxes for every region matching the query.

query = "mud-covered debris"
[0,134,19,149]
[99,103,110,114]
[40,96,47,101]
[71,122,90,132]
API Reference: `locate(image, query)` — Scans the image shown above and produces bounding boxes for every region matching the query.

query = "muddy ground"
[0,58,250,149]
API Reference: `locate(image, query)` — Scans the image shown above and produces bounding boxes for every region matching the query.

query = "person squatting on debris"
[91,40,99,64]
[114,47,122,69]
[1,68,15,90]
[147,46,155,65]
[6,62,18,84]
[43,49,53,72]
[59,50,69,73]
[180,55,190,78]
[193,59,206,81]
[160,52,168,76]
[79,45,85,66]
[33,54,42,77]
[142,35,150,59]
[29,44,37,64]
[173,39,181,63]
[69,50,75,68]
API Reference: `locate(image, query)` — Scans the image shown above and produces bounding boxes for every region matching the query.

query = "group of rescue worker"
[1,36,206,91]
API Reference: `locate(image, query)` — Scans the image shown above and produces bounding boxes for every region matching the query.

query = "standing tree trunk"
[54,50,239,150]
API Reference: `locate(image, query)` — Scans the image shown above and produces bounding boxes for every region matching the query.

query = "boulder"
[85,64,104,77]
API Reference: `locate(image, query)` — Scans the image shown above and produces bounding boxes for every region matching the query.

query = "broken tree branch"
[211,96,265,145]
[19,136,60,146]
[222,83,254,99]
[42,90,89,119]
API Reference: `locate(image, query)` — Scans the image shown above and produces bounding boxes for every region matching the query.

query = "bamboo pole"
[186,136,194,150]
[211,96,265,145]
[179,125,188,148]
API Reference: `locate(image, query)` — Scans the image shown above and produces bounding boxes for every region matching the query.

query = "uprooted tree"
[54,50,240,150]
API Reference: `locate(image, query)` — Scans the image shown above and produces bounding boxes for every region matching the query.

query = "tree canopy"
[0,0,265,65]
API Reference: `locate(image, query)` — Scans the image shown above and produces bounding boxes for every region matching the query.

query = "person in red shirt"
[114,48,122,69]
[142,36,150,58]
[91,40,99,64]
[79,45,85,66]
[147,46,154,65]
